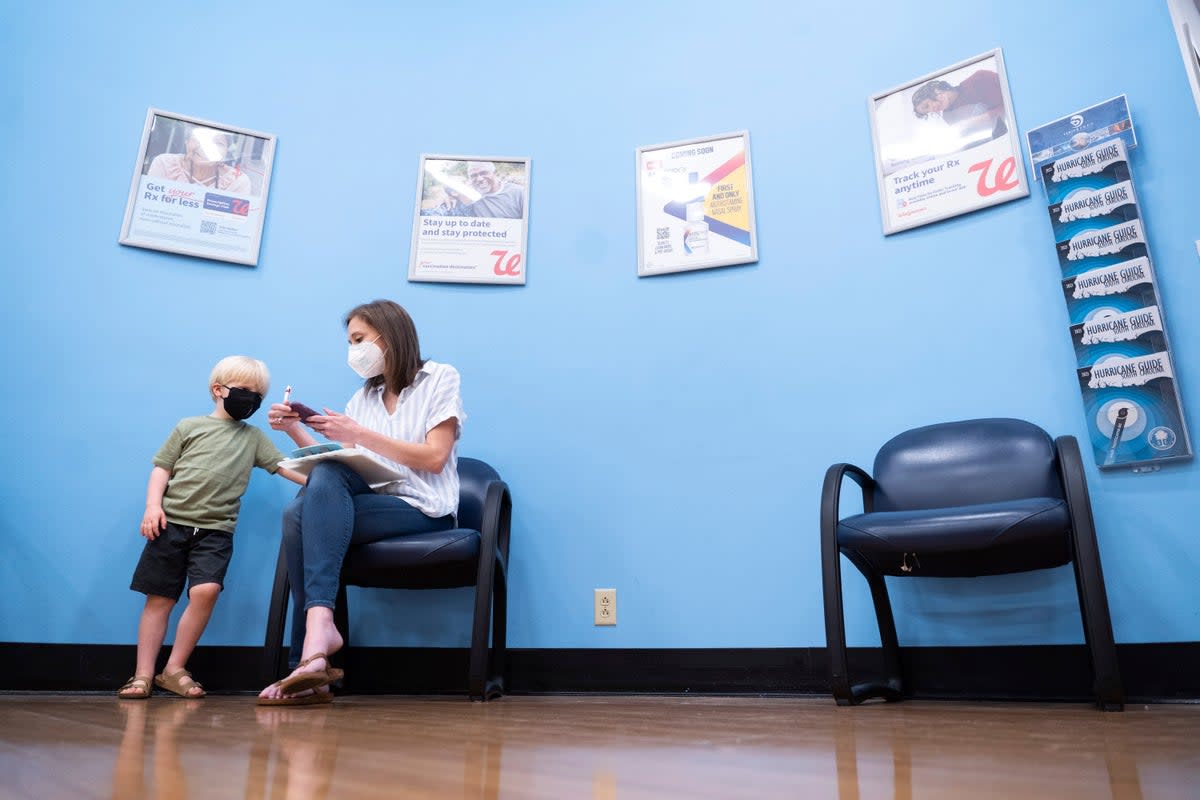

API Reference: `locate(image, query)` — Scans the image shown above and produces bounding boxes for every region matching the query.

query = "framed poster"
[409,154,530,285]
[119,108,275,266]
[868,49,1028,235]
[636,131,758,277]
[1167,0,1200,115]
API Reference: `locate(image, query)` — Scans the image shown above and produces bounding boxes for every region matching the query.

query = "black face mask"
[222,386,263,420]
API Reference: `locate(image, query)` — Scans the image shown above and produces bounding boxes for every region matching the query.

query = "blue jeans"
[283,460,454,664]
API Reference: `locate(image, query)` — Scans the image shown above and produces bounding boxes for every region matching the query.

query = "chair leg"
[262,541,291,686]
[863,571,904,702]
[487,561,508,698]
[468,553,496,701]
[1070,528,1124,710]
[1057,436,1124,711]
[822,531,854,705]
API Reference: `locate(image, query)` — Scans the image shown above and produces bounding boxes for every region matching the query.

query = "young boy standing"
[118,356,305,699]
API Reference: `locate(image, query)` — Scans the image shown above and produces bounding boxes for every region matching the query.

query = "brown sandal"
[154,668,206,698]
[117,675,153,699]
[274,652,344,695]
[256,688,335,707]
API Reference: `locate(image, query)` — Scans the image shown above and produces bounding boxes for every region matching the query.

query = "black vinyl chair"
[262,457,512,701]
[821,418,1123,710]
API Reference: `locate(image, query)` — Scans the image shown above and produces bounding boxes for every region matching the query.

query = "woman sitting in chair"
[257,299,465,706]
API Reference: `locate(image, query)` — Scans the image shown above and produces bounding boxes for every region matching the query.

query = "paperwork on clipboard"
[278,447,406,488]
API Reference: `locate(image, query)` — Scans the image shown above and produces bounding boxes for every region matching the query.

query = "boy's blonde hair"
[209,355,270,400]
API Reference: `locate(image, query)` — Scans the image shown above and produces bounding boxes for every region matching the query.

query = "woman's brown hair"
[344,299,425,394]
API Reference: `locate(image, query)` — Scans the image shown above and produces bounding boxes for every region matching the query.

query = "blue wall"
[2,1,1197,652]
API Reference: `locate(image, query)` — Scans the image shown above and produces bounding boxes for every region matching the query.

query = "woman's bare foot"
[259,608,343,701]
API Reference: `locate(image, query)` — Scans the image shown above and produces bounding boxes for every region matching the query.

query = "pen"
[283,385,292,406]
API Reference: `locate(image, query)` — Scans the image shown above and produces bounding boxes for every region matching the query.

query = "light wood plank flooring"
[1,695,1197,799]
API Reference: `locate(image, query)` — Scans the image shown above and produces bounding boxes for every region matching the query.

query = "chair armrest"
[821,462,874,557]
[1054,435,1098,554]
[479,479,513,563]
[820,462,877,701]
[822,463,875,522]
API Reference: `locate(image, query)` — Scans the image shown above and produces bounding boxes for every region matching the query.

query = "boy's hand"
[141,506,167,540]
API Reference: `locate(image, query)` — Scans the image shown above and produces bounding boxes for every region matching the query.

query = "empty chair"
[820,418,1123,710]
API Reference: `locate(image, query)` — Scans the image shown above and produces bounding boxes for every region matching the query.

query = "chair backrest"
[872,418,1063,512]
[456,457,500,530]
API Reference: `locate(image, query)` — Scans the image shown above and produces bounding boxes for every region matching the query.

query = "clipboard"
[278,447,407,488]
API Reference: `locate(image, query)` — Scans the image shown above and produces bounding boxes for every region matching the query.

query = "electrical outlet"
[594,588,616,626]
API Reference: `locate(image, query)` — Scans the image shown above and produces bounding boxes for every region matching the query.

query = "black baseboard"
[2,642,1196,702]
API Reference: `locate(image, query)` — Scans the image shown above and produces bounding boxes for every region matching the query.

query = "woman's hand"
[267,402,301,431]
[306,409,366,446]
[268,403,318,448]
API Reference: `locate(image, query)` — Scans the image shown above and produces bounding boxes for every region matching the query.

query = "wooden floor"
[1,695,1198,799]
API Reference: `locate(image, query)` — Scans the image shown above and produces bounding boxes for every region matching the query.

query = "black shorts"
[130,522,234,601]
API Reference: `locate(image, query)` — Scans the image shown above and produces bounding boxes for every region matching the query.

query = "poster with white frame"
[1167,0,1200,115]
[868,49,1028,235]
[636,131,758,277]
[119,108,275,266]
[408,154,530,285]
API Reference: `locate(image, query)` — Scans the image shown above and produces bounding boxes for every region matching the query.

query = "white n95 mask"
[348,338,386,379]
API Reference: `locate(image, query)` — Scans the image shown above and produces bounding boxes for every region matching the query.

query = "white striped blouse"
[343,361,465,518]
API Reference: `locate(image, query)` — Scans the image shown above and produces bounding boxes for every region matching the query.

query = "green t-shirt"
[152,416,286,532]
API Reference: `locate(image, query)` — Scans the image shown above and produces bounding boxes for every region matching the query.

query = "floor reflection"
[112,699,203,799]
[459,732,502,800]
[80,696,1194,799]
[247,706,340,800]
[831,705,1147,800]
[247,703,500,800]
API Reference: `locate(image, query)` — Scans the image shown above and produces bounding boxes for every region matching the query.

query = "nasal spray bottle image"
[683,171,709,256]
[683,201,709,256]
